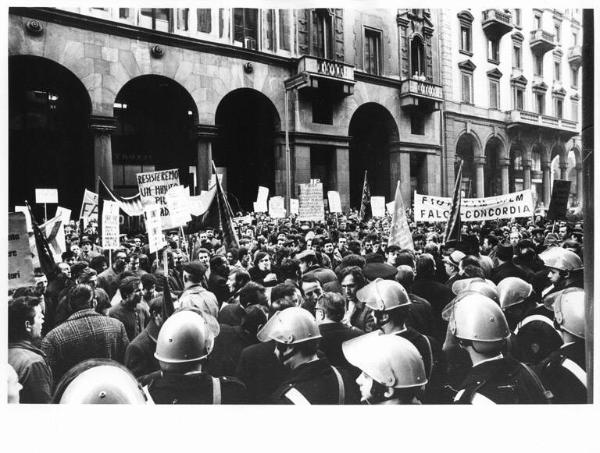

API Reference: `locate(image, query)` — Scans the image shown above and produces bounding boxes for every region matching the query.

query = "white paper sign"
[55,207,72,226]
[290,198,299,215]
[136,169,180,229]
[165,185,192,227]
[386,201,395,215]
[102,200,120,250]
[269,196,286,218]
[327,191,342,213]
[144,204,167,254]
[79,189,99,220]
[35,188,58,204]
[255,186,269,212]
[370,196,386,217]
[8,213,35,290]
[14,206,32,233]
[298,182,324,222]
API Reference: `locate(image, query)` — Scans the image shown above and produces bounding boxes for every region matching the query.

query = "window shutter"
[334,9,344,62]
[297,10,310,55]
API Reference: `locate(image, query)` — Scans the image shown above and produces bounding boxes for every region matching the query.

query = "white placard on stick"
[298,181,324,222]
[102,200,120,250]
[55,207,72,226]
[165,185,192,227]
[8,212,35,290]
[79,189,99,220]
[386,201,395,215]
[290,198,299,215]
[370,196,386,217]
[35,188,58,204]
[327,191,342,213]
[255,186,269,212]
[269,196,286,218]
[136,169,180,229]
[144,204,167,254]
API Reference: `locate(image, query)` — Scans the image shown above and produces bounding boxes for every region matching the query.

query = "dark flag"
[359,170,371,221]
[444,161,463,244]
[26,201,57,280]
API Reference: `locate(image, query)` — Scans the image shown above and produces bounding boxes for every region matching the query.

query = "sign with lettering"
[102,200,120,250]
[35,188,58,204]
[55,207,71,227]
[298,181,324,222]
[269,196,286,218]
[290,198,299,215]
[165,185,192,228]
[327,191,342,213]
[8,213,35,290]
[144,204,167,254]
[79,189,99,220]
[136,169,180,229]
[413,190,534,222]
[546,180,572,221]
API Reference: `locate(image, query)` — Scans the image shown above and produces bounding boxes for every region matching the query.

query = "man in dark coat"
[208,255,231,305]
[490,242,532,285]
[41,284,129,384]
[97,250,128,299]
[109,277,150,341]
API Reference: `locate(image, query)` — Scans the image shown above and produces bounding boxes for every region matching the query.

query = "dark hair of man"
[89,255,107,273]
[395,266,415,290]
[227,247,240,261]
[270,282,298,304]
[348,240,362,255]
[70,262,89,281]
[291,338,320,357]
[396,250,415,268]
[300,253,318,267]
[462,265,486,279]
[461,255,482,269]
[279,258,301,281]
[119,276,141,299]
[197,248,210,257]
[238,247,249,259]
[238,282,267,308]
[12,286,37,299]
[386,245,401,254]
[338,266,367,289]
[229,268,251,291]
[240,304,268,337]
[61,251,75,262]
[317,292,345,322]
[415,254,436,280]
[68,284,94,311]
[148,295,164,316]
[301,274,320,285]
[94,289,111,315]
[8,296,41,342]
[366,233,379,243]
[340,254,366,270]
[485,234,499,247]
[385,305,411,327]
[141,273,157,290]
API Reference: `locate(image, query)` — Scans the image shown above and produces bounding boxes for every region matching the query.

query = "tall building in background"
[439,8,582,209]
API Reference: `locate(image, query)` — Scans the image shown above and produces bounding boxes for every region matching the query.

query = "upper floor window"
[313,9,334,59]
[513,9,521,27]
[461,72,473,104]
[534,55,544,76]
[279,10,291,51]
[119,8,130,19]
[460,26,472,54]
[555,24,561,43]
[364,28,382,75]
[572,32,578,46]
[513,87,524,110]
[554,61,561,81]
[572,99,579,121]
[535,93,545,114]
[513,45,522,69]
[176,9,189,31]
[140,8,172,32]
[534,13,542,29]
[265,9,276,51]
[555,98,563,118]
[233,8,259,49]
[489,79,500,109]
[488,39,500,64]
[571,67,579,88]
[196,9,211,33]
[410,36,425,78]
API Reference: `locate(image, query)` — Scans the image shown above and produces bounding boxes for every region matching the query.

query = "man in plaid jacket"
[41,284,129,385]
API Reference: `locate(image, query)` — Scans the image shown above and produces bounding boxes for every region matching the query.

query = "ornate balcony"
[399,78,443,112]
[284,55,355,96]
[530,29,556,55]
[568,45,582,69]
[507,110,579,138]
[482,9,513,40]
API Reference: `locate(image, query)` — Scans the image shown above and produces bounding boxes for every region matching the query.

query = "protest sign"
[370,196,386,217]
[144,204,167,254]
[14,206,32,233]
[165,185,192,227]
[388,182,414,250]
[40,214,66,262]
[255,186,269,212]
[136,169,180,229]
[79,189,99,220]
[290,198,299,215]
[55,207,71,226]
[327,191,342,213]
[35,188,58,204]
[189,187,217,217]
[8,213,35,290]
[298,181,324,222]
[101,200,120,250]
[413,190,534,222]
[546,180,572,221]
[269,196,286,218]
[386,201,395,215]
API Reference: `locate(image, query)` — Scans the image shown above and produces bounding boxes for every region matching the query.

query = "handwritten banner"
[144,204,167,254]
[298,181,324,222]
[79,189,99,220]
[136,169,180,230]
[8,213,35,290]
[102,200,120,250]
[413,190,534,222]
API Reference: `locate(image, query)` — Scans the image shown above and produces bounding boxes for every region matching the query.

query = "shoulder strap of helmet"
[211,376,221,404]
[284,387,311,405]
[330,366,345,404]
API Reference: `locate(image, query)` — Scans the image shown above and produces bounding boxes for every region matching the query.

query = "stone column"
[474,156,485,198]
[335,146,350,210]
[274,135,287,198]
[522,159,532,189]
[559,161,568,180]
[542,159,552,206]
[194,125,218,194]
[90,115,117,191]
[576,163,583,206]
[499,157,510,194]
[293,144,311,197]
[424,152,442,196]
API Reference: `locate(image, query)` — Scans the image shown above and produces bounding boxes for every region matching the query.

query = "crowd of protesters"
[7,207,587,404]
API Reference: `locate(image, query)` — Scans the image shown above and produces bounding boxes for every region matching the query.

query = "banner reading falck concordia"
[413,190,534,222]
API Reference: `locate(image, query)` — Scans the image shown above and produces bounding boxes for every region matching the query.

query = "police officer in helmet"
[143,309,247,404]
[343,334,427,405]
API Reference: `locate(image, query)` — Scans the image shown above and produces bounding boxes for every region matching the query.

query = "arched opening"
[9,55,92,216]
[410,36,426,78]
[455,134,477,197]
[484,136,503,196]
[509,145,524,192]
[214,89,280,211]
[349,103,398,207]
[112,75,198,196]
[530,144,544,207]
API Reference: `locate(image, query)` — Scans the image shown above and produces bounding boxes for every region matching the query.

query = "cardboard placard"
[298,181,324,222]
[546,180,572,221]
[79,189,99,220]
[144,204,167,254]
[55,207,71,226]
[165,185,192,227]
[386,201,395,215]
[136,169,180,230]
[290,198,299,215]
[102,200,120,250]
[327,191,342,213]
[370,196,386,217]
[255,186,269,212]
[35,188,58,204]
[269,196,286,218]
[8,213,35,290]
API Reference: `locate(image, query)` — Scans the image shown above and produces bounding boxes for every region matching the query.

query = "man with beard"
[97,250,128,299]
[109,277,150,341]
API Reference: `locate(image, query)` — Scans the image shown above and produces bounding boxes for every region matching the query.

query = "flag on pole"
[359,170,371,221]
[388,181,414,250]
[444,161,463,243]
[26,201,57,280]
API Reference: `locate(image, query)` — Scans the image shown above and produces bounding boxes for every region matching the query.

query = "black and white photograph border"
[1,0,599,452]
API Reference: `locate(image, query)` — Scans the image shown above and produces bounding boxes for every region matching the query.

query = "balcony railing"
[530,29,556,54]
[482,9,513,40]
[285,55,355,95]
[568,45,582,68]
[399,78,443,111]
[508,110,579,134]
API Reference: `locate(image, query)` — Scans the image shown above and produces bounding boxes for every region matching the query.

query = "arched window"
[410,36,425,78]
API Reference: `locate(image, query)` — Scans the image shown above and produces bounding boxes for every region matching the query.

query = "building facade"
[9,7,444,214]
[439,8,582,209]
